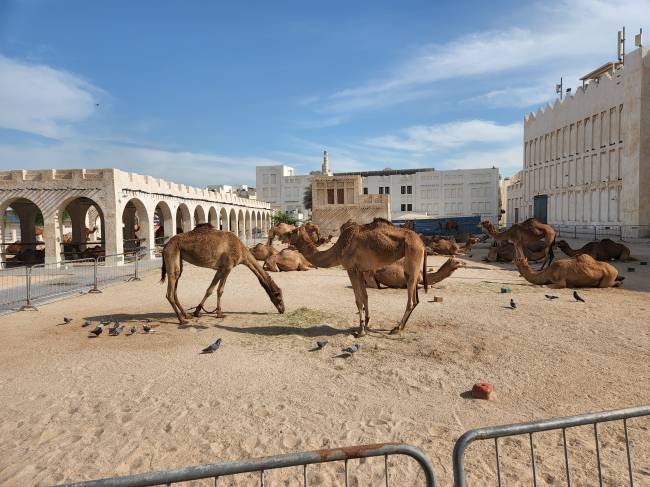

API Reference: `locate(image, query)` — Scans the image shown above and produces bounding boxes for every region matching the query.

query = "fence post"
[594,226,597,240]
[128,250,141,282]
[19,265,38,311]
[574,226,577,239]
[88,258,102,293]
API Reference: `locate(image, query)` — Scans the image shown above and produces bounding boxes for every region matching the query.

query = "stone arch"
[220,208,229,231]
[122,198,149,251]
[229,208,237,234]
[176,203,191,233]
[0,197,45,265]
[245,210,252,239]
[194,205,206,226]
[256,212,262,238]
[59,196,105,260]
[208,207,218,228]
[154,201,174,245]
[237,209,245,238]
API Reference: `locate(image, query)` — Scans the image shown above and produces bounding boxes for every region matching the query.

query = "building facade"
[335,167,501,222]
[507,46,650,236]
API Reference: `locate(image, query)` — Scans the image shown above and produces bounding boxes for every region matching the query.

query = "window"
[407,204,412,211]
[379,187,384,194]
[401,185,406,194]
[337,188,344,204]
[384,186,390,195]
[400,204,406,211]
[327,189,334,204]
[363,187,368,194]
[407,185,412,194]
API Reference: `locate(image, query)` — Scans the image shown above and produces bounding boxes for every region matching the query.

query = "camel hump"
[574,254,596,263]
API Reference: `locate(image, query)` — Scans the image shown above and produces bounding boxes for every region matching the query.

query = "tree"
[272,211,298,226]
[303,185,312,211]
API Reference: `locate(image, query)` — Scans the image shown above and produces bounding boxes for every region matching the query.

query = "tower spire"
[322,148,331,176]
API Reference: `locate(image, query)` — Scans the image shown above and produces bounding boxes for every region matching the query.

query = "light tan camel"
[303,222,321,243]
[250,243,277,261]
[484,240,546,263]
[161,224,284,324]
[480,218,556,270]
[285,218,427,335]
[364,257,464,289]
[513,255,623,288]
[264,248,313,272]
[557,239,634,262]
[267,223,295,245]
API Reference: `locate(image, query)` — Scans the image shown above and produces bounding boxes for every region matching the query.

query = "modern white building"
[256,150,331,220]
[507,44,650,236]
[335,167,502,222]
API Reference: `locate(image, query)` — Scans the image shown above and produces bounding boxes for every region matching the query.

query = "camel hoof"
[179,319,190,325]
[192,309,201,318]
[215,311,225,319]
[389,327,401,335]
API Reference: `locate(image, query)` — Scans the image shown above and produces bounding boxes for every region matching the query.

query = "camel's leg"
[391,252,422,335]
[347,269,366,336]
[172,267,190,320]
[213,267,233,318]
[166,273,187,324]
[360,279,371,332]
[193,269,226,317]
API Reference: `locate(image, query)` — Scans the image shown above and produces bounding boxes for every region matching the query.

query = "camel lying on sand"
[484,240,546,263]
[513,255,623,288]
[480,218,556,270]
[285,218,427,335]
[264,249,313,272]
[250,243,277,261]
[364,257,464,289]
[557,239,634,262]
[161,224,284,323]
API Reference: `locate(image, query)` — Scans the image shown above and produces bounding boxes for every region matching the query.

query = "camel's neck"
[426,264,458,286]
[515,263,549,284]
[242,249,276,290]
[485,225,508,241]
[560,244,578,256]
[293,234,341,268]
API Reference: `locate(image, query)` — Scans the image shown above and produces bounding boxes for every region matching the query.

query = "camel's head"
[264,277,285,314]
[556,239,569,250]
[285,226,310,247]
[443,258,465,272]
[479,220,493,232]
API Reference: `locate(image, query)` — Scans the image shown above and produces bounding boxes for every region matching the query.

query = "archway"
[59,197,105,260]
[194,205,206,226]
[176,203,191,234]
[220,208,228,231]
[229,209,237,235]
[154,201,173,246]
[237,209,245,239]
[208,207,218,228]
[0,197,45,266]
[122,198,149,252]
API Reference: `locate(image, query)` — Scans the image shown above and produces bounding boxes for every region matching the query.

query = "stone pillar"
[43,210,62,265]
[122,204,137,251]
[103,211,121,259]
[68,202,87,253]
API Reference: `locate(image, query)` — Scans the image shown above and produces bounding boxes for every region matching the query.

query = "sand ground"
[0,239,649,486]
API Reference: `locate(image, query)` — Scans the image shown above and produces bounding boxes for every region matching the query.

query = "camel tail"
[160,253,166,283]
[422,253,428,293]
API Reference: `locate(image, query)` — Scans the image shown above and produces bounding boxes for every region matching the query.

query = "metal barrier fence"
[552,224,650,241]
[55,443,436,487]
[0,249,160,313]
[453,404,650,487]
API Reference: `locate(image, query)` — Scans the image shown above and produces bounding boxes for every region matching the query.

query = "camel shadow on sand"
[213,322,351,338]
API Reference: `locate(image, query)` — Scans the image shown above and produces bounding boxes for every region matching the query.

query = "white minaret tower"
[322,148,331,176]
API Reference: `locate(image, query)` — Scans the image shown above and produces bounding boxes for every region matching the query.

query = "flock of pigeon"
[507,290,585,310]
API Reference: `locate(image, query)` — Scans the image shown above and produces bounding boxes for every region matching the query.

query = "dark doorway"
[533,195,549,223]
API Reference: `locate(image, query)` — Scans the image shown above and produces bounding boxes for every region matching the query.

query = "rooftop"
[334,167,436,177]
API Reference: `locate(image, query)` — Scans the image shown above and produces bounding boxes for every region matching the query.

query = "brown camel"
[5,241,22,255]
[250,243,277,261]
[303,222,321,243]
[161,224,284,324]
[267,223,295,245]
[364,257,464,289]
[557,239,634,262]
[513,255,623,288]
[264,249,313,272]
[480,218,556,270]
[484,240,546,263]
[285,218,427,335]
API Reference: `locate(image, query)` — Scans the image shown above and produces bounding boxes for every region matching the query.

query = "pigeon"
[202,338,222,353]
[63,317,73,324]
[82,320,93,328]
[545,294,559,300]
[109,325,124,336]
[316,340,328,350]
[129,325,137,335]
[343,344,359,354]
[90,324,103,336]
[573,291,585,302]
[143,324,152,333]
[509,299,517,309]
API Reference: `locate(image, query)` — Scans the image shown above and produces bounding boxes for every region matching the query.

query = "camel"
[484,240,546,263]
[439,220,458,232]
[285,218,427,335]
[250,243,277,261]
[557,239,634,262]
[364,257,464,289]
[480,218,556,270]
[5,241,22,255]
[303,222,321,243]
[161,223,284,324]
[264,249,313,272]
[267,223,295,245]
[513,255,623,288]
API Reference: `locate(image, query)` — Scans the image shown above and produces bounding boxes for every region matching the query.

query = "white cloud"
[0,54,102,138]
[365,120,522,153]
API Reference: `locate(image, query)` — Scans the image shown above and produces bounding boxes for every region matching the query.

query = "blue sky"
[1,0,649,187]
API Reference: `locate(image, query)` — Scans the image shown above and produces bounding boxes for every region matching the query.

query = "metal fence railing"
[453,404,650,487]
[552,224,650,241]
[54,443,436,487]
[0,248,160,313]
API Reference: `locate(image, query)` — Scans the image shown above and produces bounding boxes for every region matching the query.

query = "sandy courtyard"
[0,240,649,486]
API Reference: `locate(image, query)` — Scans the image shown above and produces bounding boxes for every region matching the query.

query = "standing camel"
[267,223,295,245]
[285,218,427,336]
[161,224,284,324]
[480,218,556,270]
